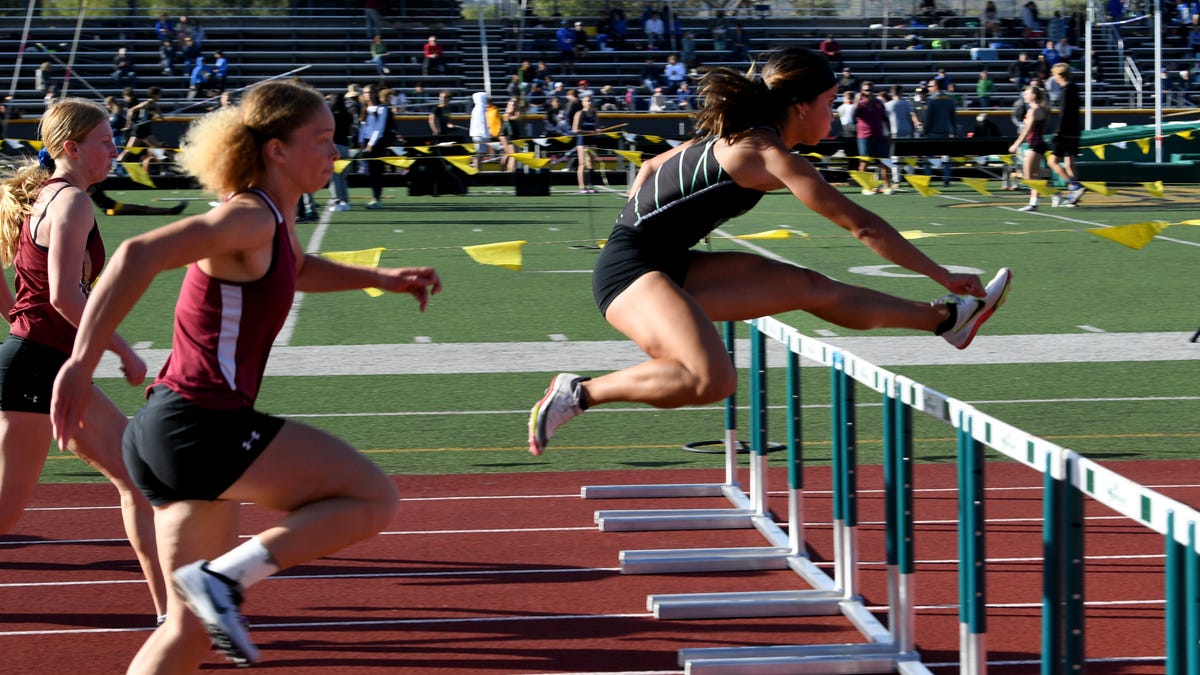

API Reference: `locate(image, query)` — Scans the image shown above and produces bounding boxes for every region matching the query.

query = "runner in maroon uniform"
[50,80,441,670]
[0,97,167,623]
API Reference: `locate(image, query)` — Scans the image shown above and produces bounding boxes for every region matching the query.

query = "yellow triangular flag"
[412,146,432,154]
[1181,219,1200,225]
[903,174,939,197]
[849,170,881,190]
[1176,129,1194,140]
[380,156,414,169]
[603,132,622,139]
[1087,145,1105,160]
[614,149,644,167]
[735,229,791,240]
[642,134,663,143]
[960,177,991,196]
[1078,181,1112,196]
[1140,180,1164,198]
[1134,137,1151,154]
[333,159,353,174]
[123,162,156,188]
[1021,179,1058,197]
[802,152,824,160]
[321,247,386,296]
[554,135,572,144]
[444,156,480,175]
[463,240,525,271]
[27,140,43,151]
[898,230,942,239]
[509,152,551,169]
[902,157,920,166]
[1087,221,1169,250]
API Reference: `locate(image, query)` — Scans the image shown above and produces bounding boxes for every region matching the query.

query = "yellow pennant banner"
[1079,181,1113,196]
[1135,137,1151,154]
[849,170,882,191]
[960,177,991,196]
[509,152,551,169]
[412,146,432,154]
[899,230,944,240]
[444,156,479,175]
[463,240,525,271]
[614,149,644,167]
[903,174,939,197]
[1141,180,1164,198]
[1021,179,1059,197]
[380,156,414,169]
[1086,221,1170,250]
[122,162,156,188]
[734,229,795,240]
[1088,145,1106,160]
[321,247,386,297]
[333,159,353,174]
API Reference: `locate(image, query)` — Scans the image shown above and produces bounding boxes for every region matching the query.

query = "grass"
[13,180,1199,483]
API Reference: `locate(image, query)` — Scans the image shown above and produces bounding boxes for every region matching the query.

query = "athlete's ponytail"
[693,47,837,142]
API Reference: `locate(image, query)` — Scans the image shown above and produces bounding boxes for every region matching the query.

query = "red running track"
[1,461,1197,674]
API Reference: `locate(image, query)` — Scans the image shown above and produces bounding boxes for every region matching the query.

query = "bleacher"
[0,2,1189,132]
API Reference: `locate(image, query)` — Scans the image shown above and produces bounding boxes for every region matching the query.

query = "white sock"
[207,536,279,590]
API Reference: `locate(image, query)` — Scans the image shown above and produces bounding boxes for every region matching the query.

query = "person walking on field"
[0,98,168,624]
[1045,63,1085,207]
[50,80,442,670]
[1009,84,1050,211]
[528,47,1012,456]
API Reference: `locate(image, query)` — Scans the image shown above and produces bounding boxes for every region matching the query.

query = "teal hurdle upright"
[616,323,793,575]
[584,321,762,533]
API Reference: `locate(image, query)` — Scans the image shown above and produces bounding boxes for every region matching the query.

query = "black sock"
[574,376,592,410]
[934,302,958,336]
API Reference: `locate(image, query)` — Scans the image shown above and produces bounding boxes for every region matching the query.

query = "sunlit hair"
[0,97,107,266]
[693,46,835,142]
[177,80,325,196]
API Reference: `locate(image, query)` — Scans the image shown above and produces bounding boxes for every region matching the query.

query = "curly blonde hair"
[176,80,326,196]
[0,97,107,266]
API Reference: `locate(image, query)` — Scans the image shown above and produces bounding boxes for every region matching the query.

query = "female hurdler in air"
[530,47,1011,455]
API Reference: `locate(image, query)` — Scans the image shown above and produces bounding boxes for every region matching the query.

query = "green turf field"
[13,180,1199,482]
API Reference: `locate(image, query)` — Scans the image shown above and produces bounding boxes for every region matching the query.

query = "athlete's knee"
[356,472,400,534]
[686,360,737,405]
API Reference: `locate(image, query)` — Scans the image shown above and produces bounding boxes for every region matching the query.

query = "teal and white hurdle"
[584,322,768,537]
[584,316,1200,674]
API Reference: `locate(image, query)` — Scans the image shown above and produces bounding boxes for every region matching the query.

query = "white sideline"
[92,331,1198,378]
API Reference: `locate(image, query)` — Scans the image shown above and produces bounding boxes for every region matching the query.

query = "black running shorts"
[1053,133,1080,158]
[0,335,68,414]
[123,385,285,506]
[592,224,702,316]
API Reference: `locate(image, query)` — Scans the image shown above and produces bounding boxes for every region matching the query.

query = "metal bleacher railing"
[582,316,1200,674]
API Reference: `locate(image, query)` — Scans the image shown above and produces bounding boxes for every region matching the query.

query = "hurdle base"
[581,482,731,499]
[649,589,844,619]
[596,507,756,531]
[682,643,923,675]
[620,546,792,574]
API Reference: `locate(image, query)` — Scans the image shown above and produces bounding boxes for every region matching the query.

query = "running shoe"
[935,268,1013,350]
[366,200,383,209]
[1065,185,1085,205]
[528,373,587,456]
[172,560,259,666]
[1017,204,1037,212]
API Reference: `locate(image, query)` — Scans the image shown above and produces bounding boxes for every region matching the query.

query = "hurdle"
[591,316,1200,673]
[583,322,764,534]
